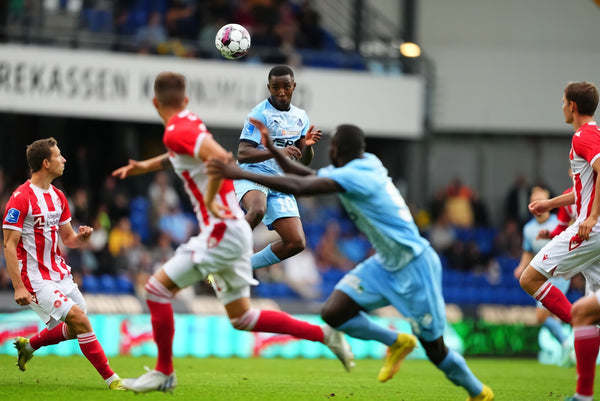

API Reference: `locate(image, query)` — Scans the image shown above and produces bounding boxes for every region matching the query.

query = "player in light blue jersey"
[513,186,572,366]
[235,65,322,270]
[208,120,493,401]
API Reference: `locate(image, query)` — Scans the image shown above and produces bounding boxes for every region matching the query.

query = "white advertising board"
[0,45,424,138]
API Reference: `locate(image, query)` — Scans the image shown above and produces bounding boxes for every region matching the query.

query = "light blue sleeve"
[522,227,533,253]
[300,111,310,138]
[239,110,267,144]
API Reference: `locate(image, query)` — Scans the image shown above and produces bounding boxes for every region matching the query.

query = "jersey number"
[385,181,412,222]
[277,198,297,213]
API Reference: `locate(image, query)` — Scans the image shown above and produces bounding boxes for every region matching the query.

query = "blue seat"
[82,275,100,294]
[99,274,118,294]
[116,275,135,294]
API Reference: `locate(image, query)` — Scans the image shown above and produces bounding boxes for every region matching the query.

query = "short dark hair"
[565,81,599,116]
[334,124,365,159]
[154,72,186,108]
[26,137,57,172]
[268,65,294,80]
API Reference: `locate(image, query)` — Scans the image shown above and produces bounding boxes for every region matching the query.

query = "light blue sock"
[336,311,398,346]
[437,348,483,397]
[251,244,281,270]
[543,316,568,344]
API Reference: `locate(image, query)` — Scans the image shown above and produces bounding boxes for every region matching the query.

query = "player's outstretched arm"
[207,156,339,196]
[112,153,171,179]
[249,117,314,176]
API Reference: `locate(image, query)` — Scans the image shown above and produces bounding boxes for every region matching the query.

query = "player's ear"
[183,96,189,107]
[152,97,159,109]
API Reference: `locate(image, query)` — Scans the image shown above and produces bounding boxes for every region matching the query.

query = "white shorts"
[163,219,258,305]
[30,277,85,329]
[531,225,600,285]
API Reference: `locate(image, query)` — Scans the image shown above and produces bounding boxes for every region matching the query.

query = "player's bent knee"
[230,308,260,331]
[144,276,174,303]
[65,306,92,334]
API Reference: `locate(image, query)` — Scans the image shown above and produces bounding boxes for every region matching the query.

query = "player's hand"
[283,145,302,160]
[207,201,233,219]
[249,118,275,150]
[577,215,597,241]
[528,199,549,216]
[513,265,524,280]
[536,229,551,240]
[112,159,145,179]
[77,225,93,242]
[305,125,322,146]
[206,152,243,179]
[14,287,32,306]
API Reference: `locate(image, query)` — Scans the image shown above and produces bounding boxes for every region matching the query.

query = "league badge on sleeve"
[5,208,20,224]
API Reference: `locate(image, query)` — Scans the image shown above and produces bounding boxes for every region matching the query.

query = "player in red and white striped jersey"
[520,81,600,401]
[112,72,353,393]
[2,138,124,389]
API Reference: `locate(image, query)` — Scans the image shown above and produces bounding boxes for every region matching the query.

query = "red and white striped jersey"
[569,121,600,230]
[2,181,72,292]
[163,110,245,232]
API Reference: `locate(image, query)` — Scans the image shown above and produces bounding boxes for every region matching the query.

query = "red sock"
[147,299,174,375]
[30,322,69,350]
[252,310,324,342]
[77,332,114,380]
[574,326,600,397]
[534,281,572,323]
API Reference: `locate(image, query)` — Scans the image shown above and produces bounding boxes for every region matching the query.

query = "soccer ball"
[215,23,251,60]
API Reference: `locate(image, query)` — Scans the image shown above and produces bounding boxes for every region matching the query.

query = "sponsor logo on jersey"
[542,254,549,261]
[297,118,303,127]
[244,124,255,135]
[32,214,46,229]
[54,300,62,308]
[5,208,20,224]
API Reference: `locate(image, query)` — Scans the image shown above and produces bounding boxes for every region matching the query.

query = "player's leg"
[122,267,181,393]
[268,216,305,261]
[520,265,572,323]
[63,304,123,389]
[223,296,354,371]
[419,336,492,401]
[393,247,492,399]
[251,192,304,269]
[568,292,600,401]
[239,188,267,229]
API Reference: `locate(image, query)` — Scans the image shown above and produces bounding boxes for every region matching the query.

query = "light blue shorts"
[234,179,300,228]
[335,246,446,342]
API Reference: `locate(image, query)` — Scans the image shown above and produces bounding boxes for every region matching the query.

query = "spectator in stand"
[504,174,531,228]
[314,221,355,272]
[148,171,180,219]
[135,11,168,54]
[443,177,474,228]
[108,216,135,273]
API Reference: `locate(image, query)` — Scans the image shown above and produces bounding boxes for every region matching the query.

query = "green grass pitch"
[0,355,590,400]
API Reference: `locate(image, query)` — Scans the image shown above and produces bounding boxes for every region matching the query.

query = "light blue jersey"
[319,153,445,341]
[238,99,309,175]
[523,214,558,254]
[522,214,570,298]
[317,153,429,271]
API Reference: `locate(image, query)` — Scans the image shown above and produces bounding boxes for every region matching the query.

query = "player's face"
[267,75,296,110]
[47,146,66,177]
[562,94,574,124]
